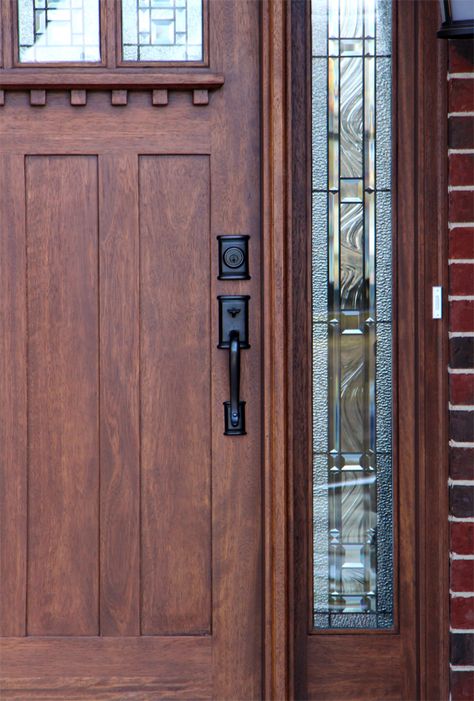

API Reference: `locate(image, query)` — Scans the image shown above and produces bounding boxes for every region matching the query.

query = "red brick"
[452,560,474,592]
[450,337,474,369]
[451,447,474,480]
[449,117,474,149]
[452,522,474,556]
[450,156,474,188]
[451,374,474,406]
[451,412,474,443]
[450,190,474,222]
[451,264,474,296]
[450,79,474,113]
[451,670,474,701]
[450,300,474,333]
[450,228,474,259]
[451,596,474,629]
[449,42,474,73]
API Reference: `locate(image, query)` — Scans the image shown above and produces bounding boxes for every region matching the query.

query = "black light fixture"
[438,0,474,39]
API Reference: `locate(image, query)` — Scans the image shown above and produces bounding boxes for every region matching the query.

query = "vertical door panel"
[26,156,100,636]
[140,155,212,636]
[0,155,27,637]
[99,154,141,636]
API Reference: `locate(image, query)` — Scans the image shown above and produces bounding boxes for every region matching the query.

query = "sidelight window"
[312,0,393,630]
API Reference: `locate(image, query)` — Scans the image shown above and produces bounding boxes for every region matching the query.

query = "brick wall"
[448,39,474,701]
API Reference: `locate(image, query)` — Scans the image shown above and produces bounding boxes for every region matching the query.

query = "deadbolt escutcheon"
[217,235,250,280]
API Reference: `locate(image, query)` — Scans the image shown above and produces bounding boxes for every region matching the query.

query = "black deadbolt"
[218,235,250,280]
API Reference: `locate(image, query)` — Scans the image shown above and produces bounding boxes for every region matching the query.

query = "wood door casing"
[0,2,262,698]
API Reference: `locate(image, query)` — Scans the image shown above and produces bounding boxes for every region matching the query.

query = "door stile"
[261,1,293,698]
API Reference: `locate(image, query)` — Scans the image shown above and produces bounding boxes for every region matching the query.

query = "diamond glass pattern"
[311,0,393,630]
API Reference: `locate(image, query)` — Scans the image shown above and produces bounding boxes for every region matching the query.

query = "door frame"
[260,1,449,698]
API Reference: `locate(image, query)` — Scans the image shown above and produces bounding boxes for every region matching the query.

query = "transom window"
[16,0,204,64]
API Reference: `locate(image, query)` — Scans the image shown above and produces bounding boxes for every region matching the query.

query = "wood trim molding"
[0,70,224,91]
[261,1,292,698]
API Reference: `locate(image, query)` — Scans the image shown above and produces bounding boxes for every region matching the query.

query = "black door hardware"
[223,331,246,435]
[218,295,249,435]
[217,235,250,280]
[217,295,250,349]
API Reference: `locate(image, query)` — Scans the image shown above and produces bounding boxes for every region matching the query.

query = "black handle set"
[217,235,250,437]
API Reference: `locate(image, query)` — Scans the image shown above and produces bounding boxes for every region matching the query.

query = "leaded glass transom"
[121,0,203,62]
[18,0,100,63]
[312,0,393,630]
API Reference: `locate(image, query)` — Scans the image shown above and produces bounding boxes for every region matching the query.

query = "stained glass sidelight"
[312,0,393,629]
[18,0,100,63]
[121,0,203,62]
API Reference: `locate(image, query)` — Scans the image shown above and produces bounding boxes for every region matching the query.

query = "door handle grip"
[229,331,241,427]
[224,330,246,435]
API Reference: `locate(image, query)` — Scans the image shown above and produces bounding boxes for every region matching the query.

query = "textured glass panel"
[122,0,203,62]
[312,193,328,321]
[340,57,363,178]
[376,191,392,320]
[376,0,392,54]
[312,0,327,56]
[313,325,328,452]
[376,58,392,190]
[376,323,392,453]
[18,0,100,63]
[312,59,328,191]
[312,0,393,630]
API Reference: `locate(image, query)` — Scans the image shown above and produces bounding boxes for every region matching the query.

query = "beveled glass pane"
[340,57,363,178]
[18,0,100,63]
[312,0,393,630]
[122,0,203,62]
[340,0,363,38]
[340,202,364,310]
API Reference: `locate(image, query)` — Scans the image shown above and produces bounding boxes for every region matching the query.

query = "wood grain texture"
[0,637,211,699]
[25,156,99,636]
[0,156,27,637]
[261,1,292,698]
[99,154,140,636]
[140,155,211,636]
[0,91,211,155]
[209,1,262,698]
[0,71,224,90]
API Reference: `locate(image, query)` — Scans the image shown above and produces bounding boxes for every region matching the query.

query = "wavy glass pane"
[122,0,203,62]
[18,0,100,63]
[312,0,393,630]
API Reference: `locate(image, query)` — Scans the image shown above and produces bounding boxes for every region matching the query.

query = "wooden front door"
[0,2,262,699]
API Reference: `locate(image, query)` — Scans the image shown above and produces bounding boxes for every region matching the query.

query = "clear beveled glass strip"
[312,0,393,630]
[364,56,376,191]
[340,57,363,178]
[340,0,363,39]
[313,454,330,611]
[328,57,339,190]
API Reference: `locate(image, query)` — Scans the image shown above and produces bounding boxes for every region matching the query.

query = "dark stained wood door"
[0,3,262,699]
